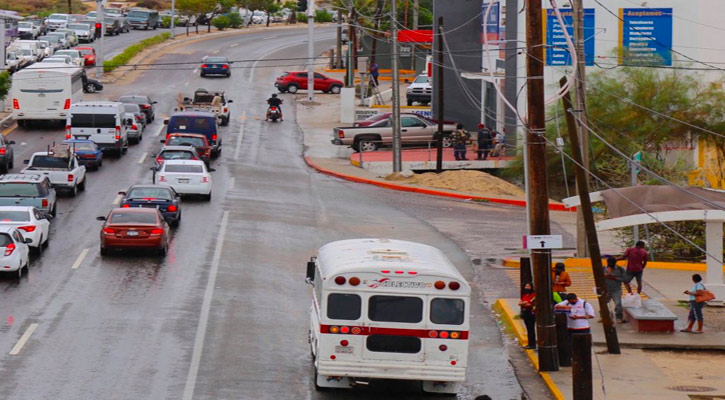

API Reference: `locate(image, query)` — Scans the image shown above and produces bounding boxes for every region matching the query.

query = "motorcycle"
[266,106,281,122]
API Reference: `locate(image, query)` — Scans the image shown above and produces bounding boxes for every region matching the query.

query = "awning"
[398,30,433,43]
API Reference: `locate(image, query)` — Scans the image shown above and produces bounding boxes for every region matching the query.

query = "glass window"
[368,295,423,323]
[167,137,205,147]
[0,233,12,247]
[327,293,361,320]
[0,183,42,197]
[70,113,117,128]
[430,298,465,325]
[27,156,69,169]
[110,211,157,224]
[126,188,173,200]
[205,57,227,63]
[0,211,30,222]
[71,142,96,151]
[366,335,421,353]
[414,75,430,84]
[313,73,325,79]
[163,164,203,173]
[401,117,424,127]
[160,151,194,160]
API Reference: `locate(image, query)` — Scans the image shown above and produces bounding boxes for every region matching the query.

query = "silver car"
[45,13,71,30]
[67,23,94,43]
[55,29,79,46]
[54,50,83,67]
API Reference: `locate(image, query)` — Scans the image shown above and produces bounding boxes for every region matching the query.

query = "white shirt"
[556,300,595,330]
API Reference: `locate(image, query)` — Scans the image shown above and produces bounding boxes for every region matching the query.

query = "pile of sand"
[384,170,525,197]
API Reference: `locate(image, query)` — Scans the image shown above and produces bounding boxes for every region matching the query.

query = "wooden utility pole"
[391,0,402,172]
[572,334,593,400]
[435,17,444,173]
[68,0,72,13]
[573,0,590,257]
[561,77,621,354]
[525,0,558,372]
[411,0,418,70]
[336,10,342,68]
[371,0,383,64]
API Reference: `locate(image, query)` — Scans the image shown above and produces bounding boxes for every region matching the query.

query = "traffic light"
[297,0,307,11]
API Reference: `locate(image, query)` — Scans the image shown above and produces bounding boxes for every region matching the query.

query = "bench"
[624,299,678,333]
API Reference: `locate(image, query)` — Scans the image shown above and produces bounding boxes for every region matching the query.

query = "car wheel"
[0,162,7,174]
[16,265,23,279]
[98,158,103,167]
[226,72,231,78]
[78,178,86,192]
[69,184,77,197]
[204,192,212,201]
[359,140,378,152]
[100,246,108,256]
[330,85,341,94]
[85,83,96,93]
[287,84,299,94]
[200,72,206,77]
[407,99,413,106]
[158,243,167,256]
[9,158,13,169]
[43,234,49,248]
[51,204,57,218]
[442,135,453,148]
[34,236,43,255]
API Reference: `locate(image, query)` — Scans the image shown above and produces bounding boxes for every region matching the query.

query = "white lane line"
[9,323,38,355]
[182,211,229,400]
[263,35,277,40]
[112,194,123,205]
[155,124,165,137]
[184,81,190,87]
[138,152,148,164]
[71,248,89,270]
[212,49,220,54]
[230,43,239,47]
[228,177,235,189]
[233,111,246,160]
[193,68,198,73]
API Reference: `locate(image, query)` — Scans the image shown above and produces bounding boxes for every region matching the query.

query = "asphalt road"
[0,26,529,400]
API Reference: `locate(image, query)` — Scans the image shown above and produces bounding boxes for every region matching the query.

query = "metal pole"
[526,0,559,372]
[435,17,444,173]
[170,0,176,39]
[632,159,639,243]
[573,0,589,257]
[307,0,315,102]
[336,10,342,68]
[96,1,104,78]
[391,0,402,172]
[1,17,6,72]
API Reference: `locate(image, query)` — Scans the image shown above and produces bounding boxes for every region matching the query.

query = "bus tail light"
[450,332,460,339]
[340,326,350,334]
[351,327,361,335]
[434,281,445,290]
[439,331,449,339]
[334,276,346,285]
[63,99,71,109]
[12,99,19,109]
[115,126,121,140]
[349,276,360,286]
[340,340,349,347]
[449,281,460,290]
[439,345,447,351]
[450,360,457,366]
[428,330,438,338]
[330,326,340,333]
[330,355,336,360]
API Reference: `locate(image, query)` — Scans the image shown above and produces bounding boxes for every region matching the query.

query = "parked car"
[63,139,103,170]
[0,175,57,217]
[67,22,95,43]
[406,74,432,106]
[332,114,458,152]
[200,56,232,78]
[76,46,96,66]
[97,208,170,256]
[18,22,40,39]
[275,71,344,94]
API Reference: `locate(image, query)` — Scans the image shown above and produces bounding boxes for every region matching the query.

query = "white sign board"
[523,235,563,249]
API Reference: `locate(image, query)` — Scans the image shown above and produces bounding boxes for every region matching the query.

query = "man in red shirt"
[617,240,649,295]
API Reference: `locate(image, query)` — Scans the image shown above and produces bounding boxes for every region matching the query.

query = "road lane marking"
[249,42,304,82]
[230,43,239,47]
[228,177,234,189]
[71,248,89,270]
[9,323,38,355]
[184,81,190,87]
[233,111,246,160]
[112,194,123,205]
[182,211,229,400]
[212,49,220,54]
[193,68,198,73]
[155,124,165,137]
[138,152,148,164]
[263,36,278,40]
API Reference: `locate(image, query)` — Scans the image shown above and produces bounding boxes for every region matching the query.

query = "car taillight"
[115,126,121,140]
[270,107,277,111]
[222,65,229,69]
[41,199,48,208]
[121,204,130,208]
[102,227,115,234]
[223,108,228,113]
[201,64,208,68]
[141,104,150,109]
[12,99,19,109]
[136,115,143,120]
[167,205,177,212]
[338,129,345,138]
[4,243,16,256]
[211,134,217,141]
[67,174,74,182]
[0,148,5,155]
[132,124,138,130]
[18,226,36,232]
[156,157,163,165]
[64,99,71,109]
[202,176,209,183]
[150,228,163,235]
[159,175,166,182]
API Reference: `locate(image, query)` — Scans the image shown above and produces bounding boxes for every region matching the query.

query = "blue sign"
[543,8,595,66]
[619,8,672,66]
[481,2,500,43]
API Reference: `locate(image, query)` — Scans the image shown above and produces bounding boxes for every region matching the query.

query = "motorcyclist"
[266,93,283,121]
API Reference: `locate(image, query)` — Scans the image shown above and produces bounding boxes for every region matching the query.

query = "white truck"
[21,145,87,197]
[178,88,233,126]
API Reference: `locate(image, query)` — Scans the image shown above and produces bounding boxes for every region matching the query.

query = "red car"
[162,133,212,162]
[76,46,96,66]
[97,208,170,256]
[275,71,344,94]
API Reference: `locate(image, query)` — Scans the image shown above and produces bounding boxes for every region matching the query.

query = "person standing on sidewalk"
[681,274,706,334]
[552,262,572,299]
[369,62,380,86]
[476,124,493,160]
[518,282,536,349]
[618,240,649,295]
[604,257,627,323]
[555,293,595,335]
[452,125,470,161]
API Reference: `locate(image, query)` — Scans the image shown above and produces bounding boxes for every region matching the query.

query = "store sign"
[481,2,501,43]
[619,8,672,66]
[543,8,595,66]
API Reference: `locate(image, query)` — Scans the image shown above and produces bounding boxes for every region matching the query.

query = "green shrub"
[0,71,11,101]
[104,32,170,73]
[211,15,230,31]
[227,12,243,28]
[315,9,333,22]
[161,16,182,28]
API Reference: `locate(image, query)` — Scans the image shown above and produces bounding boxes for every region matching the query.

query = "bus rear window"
[327,293,361,320]
[368,295,422,323]
[366,335,421,354]
[430,298,465,325]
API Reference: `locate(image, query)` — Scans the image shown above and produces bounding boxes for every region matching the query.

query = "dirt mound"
[384,170,524,197]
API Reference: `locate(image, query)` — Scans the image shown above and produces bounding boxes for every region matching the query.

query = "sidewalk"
[349,147,514,175]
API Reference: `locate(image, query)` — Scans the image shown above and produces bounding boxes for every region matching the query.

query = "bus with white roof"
[305,238,470,394]
[10,63,84,126]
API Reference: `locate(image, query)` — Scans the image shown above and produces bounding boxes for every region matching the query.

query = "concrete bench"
[624,299,678,333]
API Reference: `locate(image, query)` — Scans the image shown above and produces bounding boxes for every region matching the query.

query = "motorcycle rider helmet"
[271,93,278,98]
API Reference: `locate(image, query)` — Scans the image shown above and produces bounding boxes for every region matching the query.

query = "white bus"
[10,63,84,127]
[306,238,470,395]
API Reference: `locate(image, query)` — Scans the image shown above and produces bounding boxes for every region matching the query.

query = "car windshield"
[41,36,59,43]
[71,114,117,128]
[70,142,96,151]
[57,51,77,58]
[0,211,30,222]
[69,24,89,29]
[119,96,147,105]
[414,75,430,84]
[7,53,16,60]
[110,212,157,224]
[30,156,69,169]
[126,188,173,200]
[205,57,227,63]
[168,117,214,133]
[49,14,68,20]
[123,104,140,112]
[128,10,149,18]
[19,49,32,56]
[164,165,203,173]
[0,183,42,197]
[19,22,32,28]
[167,137,205,147]
[78,49,92,55]
[160,151,194,160]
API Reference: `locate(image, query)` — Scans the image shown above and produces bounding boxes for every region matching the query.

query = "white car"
[0,206,51,253]
[41,55,72,65]
[38,40,54,58]
[154,160,213,200]
[54,50,84,67]
[0,226,32,278]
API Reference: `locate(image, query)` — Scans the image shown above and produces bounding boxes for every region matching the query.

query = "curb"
[502,257,725,272]
[494,299,567,400]
[0,114,13,127]
[304,156,572,212]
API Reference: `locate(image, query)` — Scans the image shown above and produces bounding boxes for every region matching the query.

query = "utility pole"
[435,17,444,173]
[336,10,342,68]
[307,0,315,102]
[573,0,589,257]
[411,0,418,70]
[68,0,72,13]
[371,0,383,64]
[561,77,621,354]
[391,0,402,172]
[170,0,176,39]
[96,0,104,78]
[525,0,559,372]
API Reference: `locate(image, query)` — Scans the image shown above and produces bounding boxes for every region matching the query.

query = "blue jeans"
[454,145,466,160]
[688,300,704,322]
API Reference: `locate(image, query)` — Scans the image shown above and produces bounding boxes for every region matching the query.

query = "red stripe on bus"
[320,324,469,340]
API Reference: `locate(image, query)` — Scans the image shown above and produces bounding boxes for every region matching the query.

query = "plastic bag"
[622,293,642,308]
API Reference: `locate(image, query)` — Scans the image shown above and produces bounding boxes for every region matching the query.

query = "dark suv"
[119,95,157,123]
[0,136,16,174]
[0,175,57,216]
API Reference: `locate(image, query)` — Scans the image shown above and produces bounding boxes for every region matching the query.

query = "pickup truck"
[178,88,233,126]
[21,145,87,197]
[331,114,458,152]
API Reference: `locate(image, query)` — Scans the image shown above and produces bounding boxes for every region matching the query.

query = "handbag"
[696,284,716,303]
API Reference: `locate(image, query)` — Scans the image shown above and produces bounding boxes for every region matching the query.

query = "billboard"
[542,8,596,66]
[618,8,673,66]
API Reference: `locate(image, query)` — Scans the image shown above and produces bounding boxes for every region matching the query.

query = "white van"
[11,63,84,126]
[12,40,43,61]
[66,102,129,157]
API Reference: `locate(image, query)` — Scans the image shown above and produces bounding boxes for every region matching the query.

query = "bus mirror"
[305,260,315,284]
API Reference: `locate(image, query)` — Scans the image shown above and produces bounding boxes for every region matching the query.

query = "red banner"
[398,29,433,43]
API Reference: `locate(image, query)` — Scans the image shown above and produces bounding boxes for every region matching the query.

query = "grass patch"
[492,300,518,338]
[104,32,170,73]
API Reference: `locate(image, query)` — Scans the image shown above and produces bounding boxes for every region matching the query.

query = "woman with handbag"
[681,274,710,334]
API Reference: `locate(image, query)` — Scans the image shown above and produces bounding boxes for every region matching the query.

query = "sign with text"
[619,8,672,66]
[542,8,595,66]
[523,235,563,249]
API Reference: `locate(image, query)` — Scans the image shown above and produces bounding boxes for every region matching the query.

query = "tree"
[0,72,11,102]
[282,0,297,23]
[177,0,205,34]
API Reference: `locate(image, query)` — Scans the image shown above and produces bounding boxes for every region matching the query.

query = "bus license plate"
[335,346,353,354]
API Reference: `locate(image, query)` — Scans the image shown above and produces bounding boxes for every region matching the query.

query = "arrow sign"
[523,235,563,249]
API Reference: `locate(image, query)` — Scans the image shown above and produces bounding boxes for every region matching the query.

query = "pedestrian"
[491,129,506,158]
[603,256,627,323]
[552,262,571,299]
[555,293,595,334]
[452,125,470,160]
[518,282,536,349]
[476,123,493,160]
[369,61,379,86]
[681,274,706,334]
[617,240,649,295]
